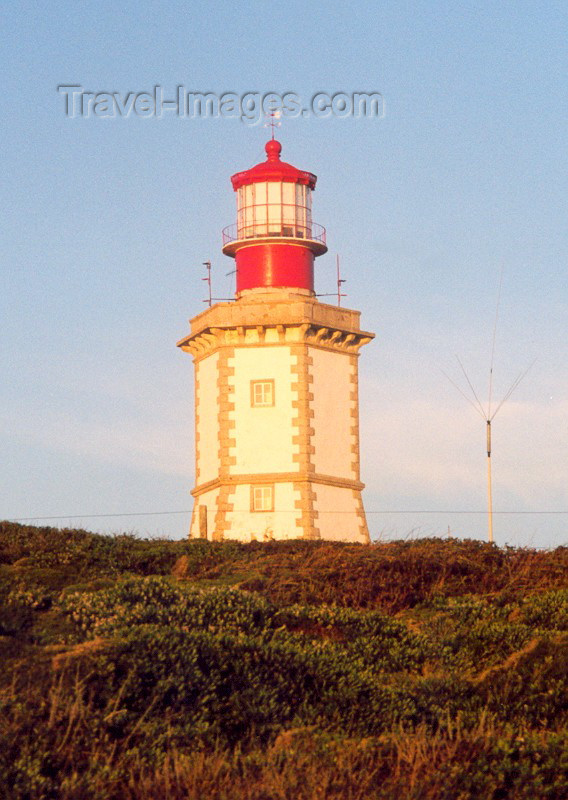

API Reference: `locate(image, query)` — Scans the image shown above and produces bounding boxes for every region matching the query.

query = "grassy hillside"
[1,521,567,799]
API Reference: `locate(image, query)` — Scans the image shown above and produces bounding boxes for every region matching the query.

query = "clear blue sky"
[2,1,566,547]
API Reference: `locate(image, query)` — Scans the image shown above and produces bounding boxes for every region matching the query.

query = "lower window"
[251,485,274,512]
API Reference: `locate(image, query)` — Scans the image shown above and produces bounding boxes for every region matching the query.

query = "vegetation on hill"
[1,521,567,799]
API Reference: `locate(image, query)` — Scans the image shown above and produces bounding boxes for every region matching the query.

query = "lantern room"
[222,139,327,296]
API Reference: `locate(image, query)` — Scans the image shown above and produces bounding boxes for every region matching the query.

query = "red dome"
[230,139,317,191]
[265,139,282,160]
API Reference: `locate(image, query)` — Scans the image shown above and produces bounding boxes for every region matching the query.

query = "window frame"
[250,484,275,513]
[250,379,275,408]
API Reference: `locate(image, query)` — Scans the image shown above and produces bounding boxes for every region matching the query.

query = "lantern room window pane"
[282,182,295,236]
[295,184,307,237]
[255,181,267,234]
[255,205,267,234]
[236,188,244,237]
[255,182,267,204]
[243,185,254,236]
[267,182,281,203]
[282,182,294,211]
[267,182,281,234]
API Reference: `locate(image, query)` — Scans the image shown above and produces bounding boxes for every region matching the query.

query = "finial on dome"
[265,138,282,161]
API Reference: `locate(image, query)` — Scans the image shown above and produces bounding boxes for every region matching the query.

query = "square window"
[250,379,274,407]
[251,485,274,512]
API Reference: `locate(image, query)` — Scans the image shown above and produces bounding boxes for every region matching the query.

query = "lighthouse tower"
[177,140,374,542]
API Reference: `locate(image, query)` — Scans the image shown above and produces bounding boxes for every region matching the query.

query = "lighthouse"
[177,139,374,542]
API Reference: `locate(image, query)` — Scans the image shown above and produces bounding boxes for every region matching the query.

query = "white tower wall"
[179,292,373,543]
[230,346,297,474]
[309,347,356,480]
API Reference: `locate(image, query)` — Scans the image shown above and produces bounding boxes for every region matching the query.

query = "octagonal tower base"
[177,290,374,543]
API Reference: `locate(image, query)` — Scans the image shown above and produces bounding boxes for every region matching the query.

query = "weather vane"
[264,109,282,140]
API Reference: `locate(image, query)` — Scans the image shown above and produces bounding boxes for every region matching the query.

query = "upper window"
[251,379,274,407]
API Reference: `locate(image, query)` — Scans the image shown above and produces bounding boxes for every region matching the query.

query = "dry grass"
[178,539,568,612]
[31,721,564,800]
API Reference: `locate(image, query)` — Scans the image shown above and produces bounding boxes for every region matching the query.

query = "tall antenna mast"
[443,270,535,543]
[485,267,504,542]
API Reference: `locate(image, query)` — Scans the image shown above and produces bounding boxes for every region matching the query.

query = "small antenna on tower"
[337,254,346,306]
[442,268,536,544]
[201,261,234,304]
[202,261,212,307]
[315,255,348,303]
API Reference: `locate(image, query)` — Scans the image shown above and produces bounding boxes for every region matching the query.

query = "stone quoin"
[177,139,374,542]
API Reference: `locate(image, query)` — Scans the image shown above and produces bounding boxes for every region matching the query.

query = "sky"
[1,0,567,548]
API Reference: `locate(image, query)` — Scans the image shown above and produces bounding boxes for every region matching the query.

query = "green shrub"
[518,589,568,630]
[430,731,568,799]
[479,636,568,727]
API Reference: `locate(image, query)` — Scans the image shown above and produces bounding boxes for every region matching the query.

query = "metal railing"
[222,220,326,247]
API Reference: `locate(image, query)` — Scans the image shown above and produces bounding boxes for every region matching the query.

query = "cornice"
[177,320,373,358]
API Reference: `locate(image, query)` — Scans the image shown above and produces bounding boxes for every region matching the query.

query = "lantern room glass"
[236,181,312,240]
